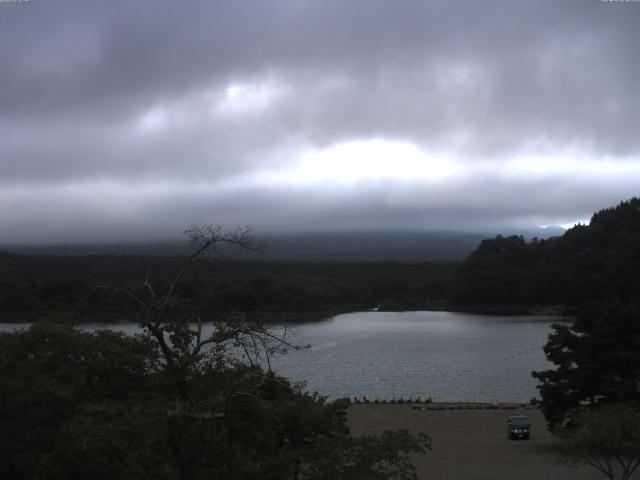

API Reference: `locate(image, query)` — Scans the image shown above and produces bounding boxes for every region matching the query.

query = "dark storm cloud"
[1,0,639,242]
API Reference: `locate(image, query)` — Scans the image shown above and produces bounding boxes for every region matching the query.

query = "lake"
[0,311,568,403]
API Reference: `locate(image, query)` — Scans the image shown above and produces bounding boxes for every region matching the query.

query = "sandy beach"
[347,404,606,480]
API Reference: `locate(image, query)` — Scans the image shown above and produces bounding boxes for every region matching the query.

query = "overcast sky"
[1,0,639,244]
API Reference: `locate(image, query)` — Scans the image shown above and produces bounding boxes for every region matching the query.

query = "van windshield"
[510,417,529,426]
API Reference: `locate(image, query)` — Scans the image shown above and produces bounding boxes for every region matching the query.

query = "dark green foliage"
[0,322,430,480]
[0,323,158,479]
[453,197,640,307]
[560,405,640,480]
[0,254,454,319]
[301,429,431,480]
[532,303,640,431]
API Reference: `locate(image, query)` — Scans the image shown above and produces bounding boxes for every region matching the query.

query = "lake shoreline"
[0,304,573,324]
[0,309,348,324]
[348,400,539,409]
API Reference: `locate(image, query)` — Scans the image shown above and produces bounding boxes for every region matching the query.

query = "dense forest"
[453,198,640,310]
[525,200,640,441]
[1,198,639,321]
[0,253,454,321]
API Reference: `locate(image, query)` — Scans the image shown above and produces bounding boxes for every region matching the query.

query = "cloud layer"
[1,0,639,243]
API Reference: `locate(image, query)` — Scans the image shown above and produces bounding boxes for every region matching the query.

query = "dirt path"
[348,405,607,480]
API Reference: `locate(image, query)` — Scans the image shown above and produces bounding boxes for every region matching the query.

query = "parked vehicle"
[507,415,530,440]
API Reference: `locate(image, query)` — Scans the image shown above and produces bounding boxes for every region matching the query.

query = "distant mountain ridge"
[3,227,565,262]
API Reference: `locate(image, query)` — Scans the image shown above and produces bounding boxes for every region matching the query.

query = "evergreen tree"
[532,302,640,430]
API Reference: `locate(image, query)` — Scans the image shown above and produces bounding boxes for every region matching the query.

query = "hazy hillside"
[3,227,565,262]
[453,198,640,308]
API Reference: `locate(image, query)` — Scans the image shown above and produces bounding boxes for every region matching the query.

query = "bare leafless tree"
[91,224,299,375]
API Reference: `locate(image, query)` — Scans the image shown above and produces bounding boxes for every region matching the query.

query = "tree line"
[0,253,454,321]
[452,198,640,308]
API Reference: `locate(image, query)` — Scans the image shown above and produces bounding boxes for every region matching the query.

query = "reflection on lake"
[0,311,569,403]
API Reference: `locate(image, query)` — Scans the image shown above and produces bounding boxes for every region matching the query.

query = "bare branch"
[144,268,157,299]
[90,284,150,315]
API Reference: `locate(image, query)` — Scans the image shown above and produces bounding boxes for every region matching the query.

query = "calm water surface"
[0,311,568,403]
